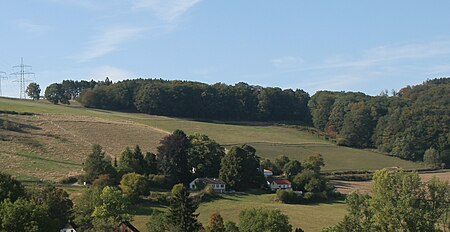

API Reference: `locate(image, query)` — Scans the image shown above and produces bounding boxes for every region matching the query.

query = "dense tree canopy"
[0,198,51,232]
[69,78,312,122]
[44,83,70,104]
[0,172,26,202]
[157,130,191,184]
[117,145,146,175]
[26,82,41,100]
[219,145,264,191]
[239,208,292,232]
[309,78,450,161]
[29,185,74,229]
[188,133,224,178]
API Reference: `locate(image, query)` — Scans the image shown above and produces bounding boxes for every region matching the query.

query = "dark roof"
[194,178,225,185]
[119,221,140,232]
[273,179,291,185]
[62,221,78,229]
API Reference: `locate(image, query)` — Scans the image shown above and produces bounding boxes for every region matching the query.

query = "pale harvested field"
[331,171,450,195]
[0,114,168,181]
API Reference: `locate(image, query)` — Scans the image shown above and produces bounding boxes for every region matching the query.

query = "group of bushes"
[264,154,342,204]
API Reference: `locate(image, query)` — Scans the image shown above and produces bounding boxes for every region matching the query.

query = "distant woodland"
[44,77,450,163]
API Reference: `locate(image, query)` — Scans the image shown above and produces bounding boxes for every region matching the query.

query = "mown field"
[129,194,347,232]
[0,97,424,181]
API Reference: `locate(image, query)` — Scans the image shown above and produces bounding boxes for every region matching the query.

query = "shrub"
[276,189,302,204]
[147,175,172,189]
[59,176,78,184]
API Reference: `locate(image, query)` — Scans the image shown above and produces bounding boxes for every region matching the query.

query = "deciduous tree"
[157,130,191,184]
[26,82,41,100]
[0,172,26,202]
[239,208,292,232]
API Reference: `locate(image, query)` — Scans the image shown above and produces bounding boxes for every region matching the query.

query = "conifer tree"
[168,184,202,232]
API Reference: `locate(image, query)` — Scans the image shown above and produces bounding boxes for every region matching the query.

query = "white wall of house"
[270,182,292,191]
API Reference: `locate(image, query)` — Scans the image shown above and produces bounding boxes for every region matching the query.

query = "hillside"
[0,97,424,181]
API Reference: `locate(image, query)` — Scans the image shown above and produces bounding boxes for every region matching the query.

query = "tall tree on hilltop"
[157,130,191,184]
[26,82,41,100]
[45,83,70,104]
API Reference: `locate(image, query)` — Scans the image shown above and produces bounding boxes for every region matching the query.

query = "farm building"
[269,179,292,191]
[189,178,226,193]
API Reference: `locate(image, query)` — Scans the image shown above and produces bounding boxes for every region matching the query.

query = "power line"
[10,57,34,99]
[0,71,7,97]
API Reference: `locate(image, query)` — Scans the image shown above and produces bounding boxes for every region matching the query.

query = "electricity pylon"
[10,57,34,99]
[0,71,7,96]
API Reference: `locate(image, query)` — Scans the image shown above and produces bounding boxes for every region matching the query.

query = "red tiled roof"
[273,179,291,185]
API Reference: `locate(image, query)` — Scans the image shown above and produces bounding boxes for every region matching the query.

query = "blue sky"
[1,0,450,98]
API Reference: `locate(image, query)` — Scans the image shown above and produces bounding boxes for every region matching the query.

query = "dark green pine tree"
[168,184,202,232]
[83,144,116,183]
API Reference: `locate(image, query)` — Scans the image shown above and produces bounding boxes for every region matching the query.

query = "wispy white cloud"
[16,20,50,34]
[91,65,133,82]
[77,26,147,62]
[302,40,450,71]
[301,75,363,93]
[271,56,304,69]
[131,0,202,22]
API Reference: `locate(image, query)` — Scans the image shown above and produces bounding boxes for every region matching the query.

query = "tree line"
[45,78,311,122]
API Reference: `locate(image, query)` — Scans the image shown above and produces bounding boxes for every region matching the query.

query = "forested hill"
[309,78,450,161]
[44,77,449,163]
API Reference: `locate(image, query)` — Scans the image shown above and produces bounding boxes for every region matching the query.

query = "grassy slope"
[0,97,423,181]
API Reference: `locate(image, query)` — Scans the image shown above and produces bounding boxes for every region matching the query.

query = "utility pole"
[0,71,7,97]
[10,57,34,99]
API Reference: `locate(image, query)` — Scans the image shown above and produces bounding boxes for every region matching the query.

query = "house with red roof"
[269,179,292,191]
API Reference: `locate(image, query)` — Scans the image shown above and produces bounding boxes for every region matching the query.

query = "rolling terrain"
[0,97,424,181]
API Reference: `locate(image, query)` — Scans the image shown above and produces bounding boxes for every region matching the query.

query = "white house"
[60,221,77,232]
[189,178,226,193]
[263,169,273,177]
[269,179,292,191]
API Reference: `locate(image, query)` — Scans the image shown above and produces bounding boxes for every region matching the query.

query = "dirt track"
[331,171,450,195]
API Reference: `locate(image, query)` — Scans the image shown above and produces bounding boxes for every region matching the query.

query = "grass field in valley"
[130,194,347,232]
[0,97,424,181]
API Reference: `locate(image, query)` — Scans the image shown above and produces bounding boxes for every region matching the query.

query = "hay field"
[331,170,450,195]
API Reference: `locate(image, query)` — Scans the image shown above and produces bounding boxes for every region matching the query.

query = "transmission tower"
[0,71,7,97]
[10,57,34,99]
